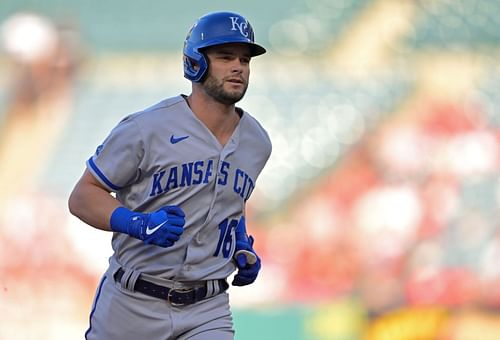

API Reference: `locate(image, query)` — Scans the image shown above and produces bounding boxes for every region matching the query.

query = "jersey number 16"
[213,218,238,259]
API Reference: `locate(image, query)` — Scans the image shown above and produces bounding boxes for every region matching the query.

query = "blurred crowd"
[0,11,95,339]
[0,11,82,203]
[259,99,500,308]
[247,99,500,338]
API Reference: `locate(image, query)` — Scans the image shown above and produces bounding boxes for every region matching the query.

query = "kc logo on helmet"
[230,17,249,37]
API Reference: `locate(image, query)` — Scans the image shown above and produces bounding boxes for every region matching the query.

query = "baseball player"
[68,11,271,340]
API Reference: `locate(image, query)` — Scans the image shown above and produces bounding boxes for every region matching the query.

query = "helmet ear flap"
[183,50,208,82]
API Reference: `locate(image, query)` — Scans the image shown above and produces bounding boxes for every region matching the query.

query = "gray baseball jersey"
[87,95,272,281]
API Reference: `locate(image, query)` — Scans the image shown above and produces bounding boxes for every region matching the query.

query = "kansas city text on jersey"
[149,159,255,201]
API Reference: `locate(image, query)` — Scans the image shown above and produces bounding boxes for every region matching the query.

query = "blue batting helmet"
[183,11,266,82]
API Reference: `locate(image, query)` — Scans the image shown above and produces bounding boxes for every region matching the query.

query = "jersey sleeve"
[86,115,144,192]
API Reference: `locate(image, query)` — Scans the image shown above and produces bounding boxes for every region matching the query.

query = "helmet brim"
[198,40,266,57]
[249,43,266,57]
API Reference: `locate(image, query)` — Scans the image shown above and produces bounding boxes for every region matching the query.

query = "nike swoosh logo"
[170,135,189,144]
[145,220,167,235]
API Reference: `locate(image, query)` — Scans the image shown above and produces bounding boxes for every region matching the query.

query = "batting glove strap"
[110,206,145,238]
[234,234,257,264]
[233,217,255,264]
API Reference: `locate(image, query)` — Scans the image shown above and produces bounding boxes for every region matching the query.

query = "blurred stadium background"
[1,0,500,339]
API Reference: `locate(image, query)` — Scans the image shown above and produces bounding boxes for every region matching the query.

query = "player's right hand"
[139,206,185,247]
[110,205,185,248]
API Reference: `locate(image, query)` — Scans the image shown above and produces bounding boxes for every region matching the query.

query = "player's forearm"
[68,176,121,231]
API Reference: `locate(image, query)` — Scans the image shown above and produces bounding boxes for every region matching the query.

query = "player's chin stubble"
[203,75,247,105]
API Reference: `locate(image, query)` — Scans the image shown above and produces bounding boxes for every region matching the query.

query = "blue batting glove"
[232,217,261,286]
[110,206,185,248]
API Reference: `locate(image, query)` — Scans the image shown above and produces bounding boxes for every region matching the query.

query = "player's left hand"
[232,217,261,286]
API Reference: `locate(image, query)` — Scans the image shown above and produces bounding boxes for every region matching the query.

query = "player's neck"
[186,94,240,146]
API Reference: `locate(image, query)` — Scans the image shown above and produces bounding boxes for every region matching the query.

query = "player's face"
[203,43,251,105]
